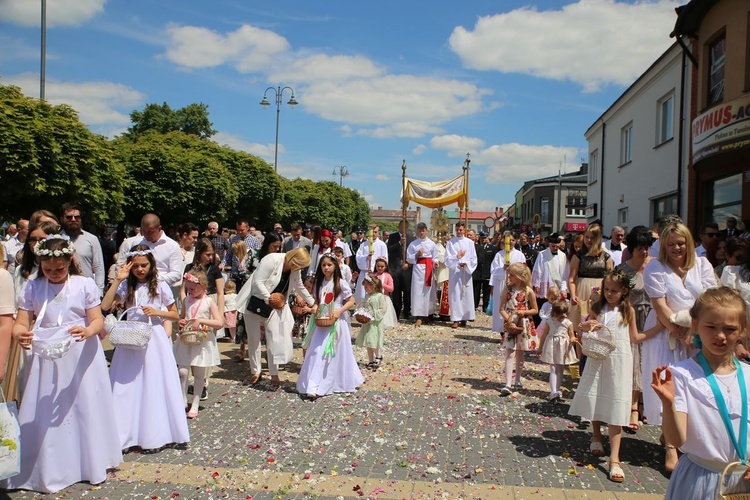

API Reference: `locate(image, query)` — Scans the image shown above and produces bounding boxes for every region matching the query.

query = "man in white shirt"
[4,224,17,241]
[60,203,106,294]
[354,225,388,304]
[695,222,719,258]
[601,226,626,266]
[117,213,183,286]
[3,219,26,276]
[445,222,477,328]
[332,227,352,265]
[406,222,438,326]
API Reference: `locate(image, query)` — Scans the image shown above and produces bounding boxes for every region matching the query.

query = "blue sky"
[1,0,681,216]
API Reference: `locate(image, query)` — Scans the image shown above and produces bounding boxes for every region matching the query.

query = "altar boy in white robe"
[354,225,388,304]
[489,231,526,333]
[445,222,477,328]
[531,232,569,322]
[406,222,438,326]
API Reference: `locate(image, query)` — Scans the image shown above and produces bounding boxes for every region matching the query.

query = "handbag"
[248,295,274,318]
[0,388,20,481]
[105,306,153,349]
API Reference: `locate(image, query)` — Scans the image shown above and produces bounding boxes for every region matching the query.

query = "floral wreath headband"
[124,249,153,259]
[33,234,75,257]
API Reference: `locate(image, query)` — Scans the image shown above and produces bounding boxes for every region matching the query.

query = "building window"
[704,173,742,225]
[708,34,726,105]
[657,93,674,144]
[618,208,628,232]
[652,193,679,223]
[588,150,599,184]
[541,197,549,224]
[621,124,633,165]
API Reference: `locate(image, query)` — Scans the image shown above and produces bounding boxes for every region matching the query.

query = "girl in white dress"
[569,270,636,484]
[642,222,716,470]
[174,269,222,418]
[536,300,578,402]
[653,287,750,499]
[298,254,363,399]
[4,235,121,493]
[102,245,189,451]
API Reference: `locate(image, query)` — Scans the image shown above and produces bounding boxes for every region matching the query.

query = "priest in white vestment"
[445,223,477,328]
[354,225,388,303]
[406,222,438,325]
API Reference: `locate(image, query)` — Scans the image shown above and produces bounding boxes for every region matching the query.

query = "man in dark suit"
[349,227,364,281]
[476,231,497,312]
[388,220,414,320]
[721,217,739,238]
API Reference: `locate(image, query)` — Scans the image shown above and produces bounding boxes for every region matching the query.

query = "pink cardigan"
[376,271,394,295]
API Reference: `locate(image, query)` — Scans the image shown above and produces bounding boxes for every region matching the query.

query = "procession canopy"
[400,173,468,209]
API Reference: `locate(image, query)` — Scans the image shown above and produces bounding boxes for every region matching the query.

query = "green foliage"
[277,178,370,232]
[127,102,216,139]
[112,131,239,224]
[0,85,125,224]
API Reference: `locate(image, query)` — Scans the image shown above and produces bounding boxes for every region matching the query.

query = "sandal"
[247,373,262,385]
[590,439,605,457]
[608,461,625,483]
[627,409,640,432]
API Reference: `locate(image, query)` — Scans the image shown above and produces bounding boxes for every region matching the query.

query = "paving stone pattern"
[6,313,669,499]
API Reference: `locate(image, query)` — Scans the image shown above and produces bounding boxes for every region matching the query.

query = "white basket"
[105,307,152,349]
[581,326,615,360]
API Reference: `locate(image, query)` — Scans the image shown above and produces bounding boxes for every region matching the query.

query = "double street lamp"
[260,85,298,173]
[332,165,349,186]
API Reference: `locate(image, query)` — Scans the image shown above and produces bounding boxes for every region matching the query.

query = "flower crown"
[33,234,75,257]
[124,249,153,259]
[321,251,337,260]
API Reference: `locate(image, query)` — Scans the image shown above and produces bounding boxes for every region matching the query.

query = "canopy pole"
[463,153,471,227]
[401,160,408,264]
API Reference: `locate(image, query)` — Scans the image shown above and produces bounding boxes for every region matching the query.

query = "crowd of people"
[1,207,750,497]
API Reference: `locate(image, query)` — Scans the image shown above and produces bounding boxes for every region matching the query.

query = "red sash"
[417,257,433,286]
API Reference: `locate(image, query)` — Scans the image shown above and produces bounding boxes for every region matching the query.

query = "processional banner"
[401,174,467,209]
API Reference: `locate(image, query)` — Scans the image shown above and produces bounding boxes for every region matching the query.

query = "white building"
[585,42,691,232]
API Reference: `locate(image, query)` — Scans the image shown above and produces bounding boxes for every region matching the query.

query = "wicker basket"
[581,325,616,360]
[718,462,750,499]
[291,304,308,316]
[354,313,371,324]
[315,316,336,328]
[180,319,208,346]
[107,306,153,349]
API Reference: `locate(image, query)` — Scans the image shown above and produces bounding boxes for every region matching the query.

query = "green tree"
[127,102,216,139]
[112,131,238,224]
[276,178,370,232]
[0,85,125,224]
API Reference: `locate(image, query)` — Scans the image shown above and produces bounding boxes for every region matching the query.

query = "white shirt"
[334,239,352,259]
[3,237,24,277]
[695,244,707,258]
[672,358,750,464]
[117,232,183,286]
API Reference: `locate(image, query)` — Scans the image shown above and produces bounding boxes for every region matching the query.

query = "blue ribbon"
[696,352,747,465]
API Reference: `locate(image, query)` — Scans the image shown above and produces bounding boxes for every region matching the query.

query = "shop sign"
[585,203,597,218]
[693,95,750,162]
[563,222,587,232]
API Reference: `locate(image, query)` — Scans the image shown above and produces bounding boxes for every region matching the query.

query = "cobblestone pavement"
[6,313,670,499]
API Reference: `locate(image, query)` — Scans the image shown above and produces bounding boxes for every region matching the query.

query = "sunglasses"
[705,232,719,237]
[65,214,81,220]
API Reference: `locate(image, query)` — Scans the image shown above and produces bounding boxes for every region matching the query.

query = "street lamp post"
[260,85,298,173]
[332,165,349,186]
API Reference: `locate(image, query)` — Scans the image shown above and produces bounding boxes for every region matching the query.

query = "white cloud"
[449,0,679,92]
[161,25,492,139]
[164,24,290,71]
[412,144,427,155]
[476,143,580,184]
[375,174,389,181]
[430,134,486,156]
[470,198,501,211]
[0,0,106,27]
[4,72,145,136]
[213,131,277,158]
[0,35,38,62]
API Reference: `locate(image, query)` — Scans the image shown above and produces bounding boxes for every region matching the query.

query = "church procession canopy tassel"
[399,153,471,242]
